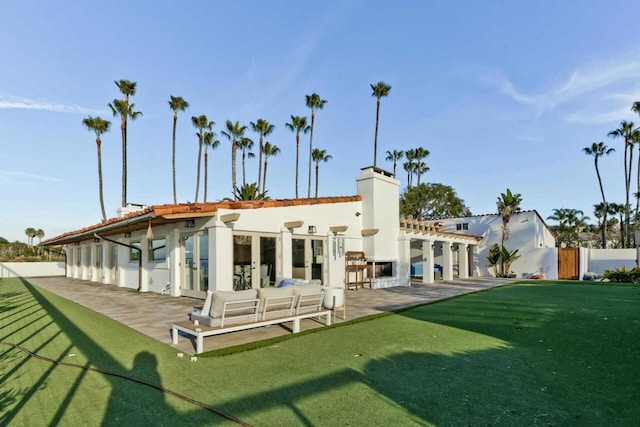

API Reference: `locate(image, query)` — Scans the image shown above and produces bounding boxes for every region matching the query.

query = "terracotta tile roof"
[42,196,363,245]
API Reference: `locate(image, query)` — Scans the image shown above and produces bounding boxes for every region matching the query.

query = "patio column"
[169,228,181,296]
[280,227,293,279]
[81,245,90,281]
[66,247,73,278]
[210,220,234,292]
[139,235,150,292]
[398,233,411,286]
[442,241,454,281]
[469,244,478,277]
[422,240,435,284]
[457,243,469,279]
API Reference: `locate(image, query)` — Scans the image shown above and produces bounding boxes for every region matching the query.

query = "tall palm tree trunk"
[295,133,300,198]
[97,137,106,221]
[204,150,209,202]
[627,145,634,247]
[195,140,203,202]
[636,144,640,218]
[242,151,247,187]
[121,120,127,207]
[393,159,397,176]
[595,159,608,248]
[262,159,268,193]
[308,112,315,198]
[374,98,380,167]
[232,139,237,195]
[172,113,178,204]
[257,137,263,193]
[315,163,319,198]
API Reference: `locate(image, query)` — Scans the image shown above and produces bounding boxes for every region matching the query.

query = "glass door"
[234,233,278,290]
[107,244,118,285]
[181,233,209,298]
[292,237,325,282]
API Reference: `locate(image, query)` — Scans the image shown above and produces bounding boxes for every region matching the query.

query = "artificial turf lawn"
[1,278,640,426]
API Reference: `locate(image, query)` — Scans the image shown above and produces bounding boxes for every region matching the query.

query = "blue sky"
[2,1,640,243]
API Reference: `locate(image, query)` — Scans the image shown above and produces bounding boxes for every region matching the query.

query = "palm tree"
[169,96,189,204]
[82,116,111,221]
[191,115,214,203]
[203,132,220,203]
[312,148,332,198]
[108,79,141,207]
[371,81,392,167]
[385,149,404,176]
[305,93,328,198]
[497,189,522,275]
[262,142,280,194]
[583,142,615,248]
[222,121,248,197]
[237,137,255,187]
[250,119,275,193]
[414,147,430,185]
[35,229,44,246]
[24,228,36,247]
[285,115,310,198]
[404,148,417,187]
[608,120,640,247]
[608,202,626,247]
[232,182,269,201]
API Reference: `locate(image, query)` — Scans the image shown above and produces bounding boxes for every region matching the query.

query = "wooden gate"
[558,248,579,280]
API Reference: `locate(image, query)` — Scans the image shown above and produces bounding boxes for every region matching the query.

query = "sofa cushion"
[257,286,294,301]
[292,284,323,297]
[210,289,258,319]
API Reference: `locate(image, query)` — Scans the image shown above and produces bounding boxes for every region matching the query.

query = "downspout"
[94,233,142,292]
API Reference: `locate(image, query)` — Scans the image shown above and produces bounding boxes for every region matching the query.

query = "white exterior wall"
[356,168,401,262]
[439,211,557,278]
[0,262,65,278]
[584,249,637,275]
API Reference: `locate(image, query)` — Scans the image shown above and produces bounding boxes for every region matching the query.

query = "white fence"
[579,248,637,279]
[0,262,65,278]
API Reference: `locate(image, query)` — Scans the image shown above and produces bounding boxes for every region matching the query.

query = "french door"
[181,233,209,298]
[233,233,277,290]
[292,237,325,282]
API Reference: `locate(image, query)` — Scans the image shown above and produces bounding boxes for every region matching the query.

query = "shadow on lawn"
[0,279,218,426]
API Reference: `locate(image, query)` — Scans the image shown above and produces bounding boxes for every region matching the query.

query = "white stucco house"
[43,167,487,298]
[436,211,558,279]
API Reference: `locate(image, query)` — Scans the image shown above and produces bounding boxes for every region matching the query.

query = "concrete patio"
[27,277,514,354]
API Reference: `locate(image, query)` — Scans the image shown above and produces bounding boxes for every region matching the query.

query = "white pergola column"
[169,228,181,296]
[397,234,412,286]
[458,243,469,279]
[469,245,478,277]
[280,227,293,279]
[442,241,454,281]
[139,236,150,292]
[66,247,73,278]
[210,221,233,292]
[81,245,90,281]
[422,240,435,284]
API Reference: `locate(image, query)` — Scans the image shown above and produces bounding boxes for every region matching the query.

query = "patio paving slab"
[26,277,514,354]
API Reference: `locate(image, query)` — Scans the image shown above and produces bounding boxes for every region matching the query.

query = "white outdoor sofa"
[172,284,331,354]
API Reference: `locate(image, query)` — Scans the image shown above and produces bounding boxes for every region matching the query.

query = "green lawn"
[2,278,640,426]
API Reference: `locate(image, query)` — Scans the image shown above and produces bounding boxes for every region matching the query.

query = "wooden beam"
[361,228,379,237]
[284,220,304,229]
[329,225,348,233]
[161,211,217,220]
[220,213,241,223]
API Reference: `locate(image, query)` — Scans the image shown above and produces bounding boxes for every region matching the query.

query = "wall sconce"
[308,225,317,234]
[185,219,195,228]
[124,232,132,238]
[355,212,361,217]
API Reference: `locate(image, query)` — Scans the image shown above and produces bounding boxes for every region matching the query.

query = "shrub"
[601,266,640,283]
